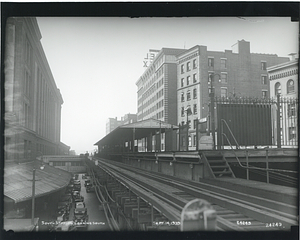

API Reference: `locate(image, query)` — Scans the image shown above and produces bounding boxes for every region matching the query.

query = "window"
[187,120,191,129]
[262,90,268,99]
[181,78,184,87]
[288,103,296,117]
[25,39,31,65]
[221,73,227,83]
[188,135,192,146]
[208,58,214,67]
[181,107,185,117]
[187,91,191,101]
[275,82,281,95]
[194,119,198,129]
[221,88,227,98]
[193,73,197,83]
[287,79,295,94]
[221,59,227,69]
[187,76,190,85]
[193,135,197,146]
[193,59,197,69]
[193,88,197,99]
[187,62,191,71]
[289,127,296,140]
[261,75,267,85]
[181,64,185,73]
[193,104,197,114]
[25,71,31,96]
[261,61,267,70]
[181,92,184,102]
[208,72,214,82]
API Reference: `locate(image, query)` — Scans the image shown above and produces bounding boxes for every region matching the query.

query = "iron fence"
[215,96,298,149]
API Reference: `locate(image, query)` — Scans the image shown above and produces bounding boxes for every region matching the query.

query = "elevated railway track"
[85,157,298,232]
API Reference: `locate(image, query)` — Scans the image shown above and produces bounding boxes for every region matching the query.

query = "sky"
[36,17,299,154]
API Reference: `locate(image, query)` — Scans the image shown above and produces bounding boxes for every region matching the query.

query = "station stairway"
[202,151,235,178]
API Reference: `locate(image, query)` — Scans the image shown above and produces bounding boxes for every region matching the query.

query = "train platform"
[200,177,298,205]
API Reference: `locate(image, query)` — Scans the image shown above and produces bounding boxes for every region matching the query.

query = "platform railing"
[220,119,297,183]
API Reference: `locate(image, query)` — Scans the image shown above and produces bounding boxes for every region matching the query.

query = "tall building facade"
[136,48,186,125]
[4,17,69,163]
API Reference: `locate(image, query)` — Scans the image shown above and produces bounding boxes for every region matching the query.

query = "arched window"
[275,82,281,96]
[287,79,295,94]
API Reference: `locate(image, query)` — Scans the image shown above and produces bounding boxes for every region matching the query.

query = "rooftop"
[4,161,72,203]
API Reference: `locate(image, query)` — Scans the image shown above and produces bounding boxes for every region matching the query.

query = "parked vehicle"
[73,207,88,230]
[75,202,85,209]
[84,179,91,187]
[73,180,81,185]
[73,184,81,191]
[72,191,84,202]
[74,195,84,203]
[86,183,95,193]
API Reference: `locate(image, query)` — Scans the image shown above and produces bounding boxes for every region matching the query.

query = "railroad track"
[87,158,298,231]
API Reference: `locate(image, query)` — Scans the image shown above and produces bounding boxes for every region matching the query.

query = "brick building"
[4,17,69,163]
[177,40,290,149]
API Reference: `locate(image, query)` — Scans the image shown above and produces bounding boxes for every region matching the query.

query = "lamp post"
[185,107,192,151]
[31,165,44,225]
[208,73,220,150]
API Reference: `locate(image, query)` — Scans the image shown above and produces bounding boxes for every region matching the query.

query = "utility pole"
[209,73,220,150]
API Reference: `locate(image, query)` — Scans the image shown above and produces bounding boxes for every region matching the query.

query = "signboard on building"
[143,49,160,68]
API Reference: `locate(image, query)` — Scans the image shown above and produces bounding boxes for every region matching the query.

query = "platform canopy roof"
[4,161,72,203]
[95,118,178,146]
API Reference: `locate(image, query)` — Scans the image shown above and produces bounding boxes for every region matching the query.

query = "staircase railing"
[221,119,297,183]
[221,119,240,149]
[198,152,216,179]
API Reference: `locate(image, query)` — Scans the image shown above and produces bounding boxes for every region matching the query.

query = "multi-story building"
[123,113,137,125]
[177,40,290,149]
[268,56,298,146]
[106,114,137,134]
[4,17,69,163]
[136,48,186,124]
[106,117,123,134]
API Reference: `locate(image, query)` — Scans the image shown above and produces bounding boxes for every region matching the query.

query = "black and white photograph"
[2,2,299,239]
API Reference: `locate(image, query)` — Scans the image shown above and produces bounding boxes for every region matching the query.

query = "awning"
[4,161,72,203]
[95,118,178,146]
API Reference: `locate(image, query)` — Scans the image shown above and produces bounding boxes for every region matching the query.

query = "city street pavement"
[38,173,110,231]
[76,174,110,231]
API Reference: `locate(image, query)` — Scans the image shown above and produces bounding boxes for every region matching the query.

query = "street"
[76,173,110,231]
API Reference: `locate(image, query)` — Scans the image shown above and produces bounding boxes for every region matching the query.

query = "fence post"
[276,94,281,148]
[246,150,249,180]
[196,119,199,150]
[266,148,269,184]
